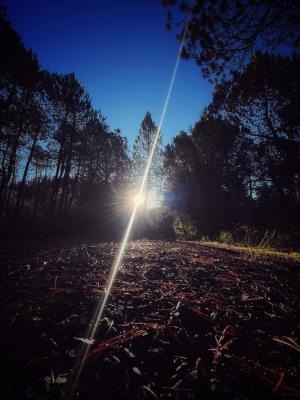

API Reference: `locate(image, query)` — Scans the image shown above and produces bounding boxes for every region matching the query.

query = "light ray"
[64,17,190,400]
[132,191,146,206]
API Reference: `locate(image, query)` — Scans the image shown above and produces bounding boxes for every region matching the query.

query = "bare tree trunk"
[0,141,10,184]
[41,176,48,215]
[5,160,16,217]
[49,146,64,215]
[59,146,72,216]
[0,132,20,216]
[67,158,82,214]
[15,131,39,213]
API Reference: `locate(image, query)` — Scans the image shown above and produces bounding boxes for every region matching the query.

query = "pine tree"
[132,112,163,209]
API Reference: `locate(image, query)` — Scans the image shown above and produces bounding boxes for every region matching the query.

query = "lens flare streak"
[65,18,190,400]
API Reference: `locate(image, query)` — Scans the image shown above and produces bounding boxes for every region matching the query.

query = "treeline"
[164,53,300,245]
[1,12,134,238]
[161,0,300,246]
[161,0,300,247]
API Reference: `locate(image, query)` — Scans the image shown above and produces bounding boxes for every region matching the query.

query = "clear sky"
[6,0,212,149]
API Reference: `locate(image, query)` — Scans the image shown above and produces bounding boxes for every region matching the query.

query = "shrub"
[173,213,198,240]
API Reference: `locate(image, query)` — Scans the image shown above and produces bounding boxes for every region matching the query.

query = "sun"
[132,192,145,207]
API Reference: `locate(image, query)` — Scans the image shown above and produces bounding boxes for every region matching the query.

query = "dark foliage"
[164,53,299,243]
[163,0,300,79]
[0,12,131,238]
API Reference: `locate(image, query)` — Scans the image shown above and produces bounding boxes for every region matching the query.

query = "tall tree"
[45,72,92,216]
[0,12,40,215]
[208,52,300,229]
[14,75,49,214]
[132,112,163,209]
[164,116,252,234]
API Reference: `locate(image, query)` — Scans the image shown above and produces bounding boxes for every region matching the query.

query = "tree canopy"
[163,0,300,79]
[163,51,299,242]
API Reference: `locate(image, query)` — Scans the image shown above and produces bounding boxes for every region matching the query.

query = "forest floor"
[0,240,299,400]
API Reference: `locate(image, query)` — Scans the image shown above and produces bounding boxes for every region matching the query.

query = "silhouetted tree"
[164,116,252,234]
[208,52,300,229]
[44,72,92,216]
[0,12,40,215]
[0,11,133,237]
[132,112,163,209]
[163,0,300,79]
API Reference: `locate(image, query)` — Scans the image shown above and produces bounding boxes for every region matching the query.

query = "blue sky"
[6,0,212,148]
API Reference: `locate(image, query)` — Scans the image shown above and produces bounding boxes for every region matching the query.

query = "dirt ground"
[0,240,299,399]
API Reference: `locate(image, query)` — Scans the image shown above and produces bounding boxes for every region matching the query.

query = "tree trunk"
[15,131,39,213]
[0,131,20,216]
[5,160,16,217]
[49,146,64,215]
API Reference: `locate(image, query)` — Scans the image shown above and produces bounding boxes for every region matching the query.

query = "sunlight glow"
[148,188,162,208]
[132,192,145,207]
[65,17,191,400]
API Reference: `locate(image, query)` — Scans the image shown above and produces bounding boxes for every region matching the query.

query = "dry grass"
[200,240,300,262]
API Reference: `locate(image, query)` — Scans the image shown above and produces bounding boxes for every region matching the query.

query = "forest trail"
[0,240,299,399]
